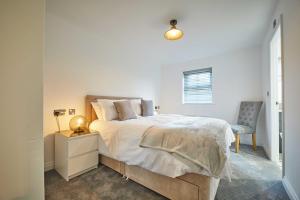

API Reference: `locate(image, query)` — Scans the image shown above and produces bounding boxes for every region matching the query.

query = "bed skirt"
[99,154,220,200]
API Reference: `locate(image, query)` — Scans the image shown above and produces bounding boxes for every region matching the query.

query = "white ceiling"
[47,0,278,65]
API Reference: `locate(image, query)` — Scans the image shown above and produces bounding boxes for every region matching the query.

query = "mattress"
[89,114,234,179]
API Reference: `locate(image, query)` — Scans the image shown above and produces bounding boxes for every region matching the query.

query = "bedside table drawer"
[68,134,98,157]
[68,151,98,176]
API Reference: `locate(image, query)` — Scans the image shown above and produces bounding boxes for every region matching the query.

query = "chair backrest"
[238,101,263,130]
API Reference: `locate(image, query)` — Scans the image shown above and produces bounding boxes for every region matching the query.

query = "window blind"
[183,68,213,103]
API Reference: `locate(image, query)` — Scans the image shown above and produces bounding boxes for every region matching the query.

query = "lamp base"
[73,129,84,133]
[72,127,89,135]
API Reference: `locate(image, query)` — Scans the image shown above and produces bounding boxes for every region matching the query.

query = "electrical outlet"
[69,109,76,115]
[53,109,66,116]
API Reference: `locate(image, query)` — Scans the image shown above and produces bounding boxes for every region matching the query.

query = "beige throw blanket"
[139,117,230,178]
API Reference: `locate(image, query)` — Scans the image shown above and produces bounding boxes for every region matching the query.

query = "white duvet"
[89,114,235,180]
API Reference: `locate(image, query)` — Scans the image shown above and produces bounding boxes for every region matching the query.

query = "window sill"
[182,102,215,105]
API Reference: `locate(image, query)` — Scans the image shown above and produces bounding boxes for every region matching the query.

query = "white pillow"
[97,99,124,121]
[130,99,142,116]
[91,102,103,120]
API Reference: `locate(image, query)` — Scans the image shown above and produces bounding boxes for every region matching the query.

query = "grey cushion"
[141,100,154,116]
[237,101,263,130]
[113,101,137,121]
[231,124,254,134]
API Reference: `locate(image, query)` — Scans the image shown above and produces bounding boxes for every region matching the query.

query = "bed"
[85,95,234,200]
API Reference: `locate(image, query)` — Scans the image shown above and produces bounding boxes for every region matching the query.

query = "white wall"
[44,0,161,169]
[0,0,45,199]
[261,24,273,159]
[160,46,264,145]
[261,0,300,199]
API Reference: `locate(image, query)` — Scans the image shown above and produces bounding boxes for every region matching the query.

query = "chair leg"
[252,132,257,151]
[235,134,240,153]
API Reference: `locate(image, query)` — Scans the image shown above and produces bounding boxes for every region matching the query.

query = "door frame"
[269,14,285,176]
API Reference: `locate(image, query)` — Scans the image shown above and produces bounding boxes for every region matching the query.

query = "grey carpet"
[45,145,290,200]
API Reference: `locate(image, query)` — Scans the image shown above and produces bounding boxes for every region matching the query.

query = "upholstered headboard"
[85,95,142,123]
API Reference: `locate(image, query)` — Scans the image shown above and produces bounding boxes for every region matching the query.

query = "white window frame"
[182,67,213,104]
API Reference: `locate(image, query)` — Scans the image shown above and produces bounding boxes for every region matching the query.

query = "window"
[183,68,213,104]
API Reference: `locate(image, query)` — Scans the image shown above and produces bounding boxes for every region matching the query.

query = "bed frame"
[85,95,220,200]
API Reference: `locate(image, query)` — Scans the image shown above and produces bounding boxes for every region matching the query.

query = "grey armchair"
[231,101,263,153]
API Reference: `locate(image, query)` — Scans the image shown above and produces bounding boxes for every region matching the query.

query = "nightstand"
[55,130,99,181]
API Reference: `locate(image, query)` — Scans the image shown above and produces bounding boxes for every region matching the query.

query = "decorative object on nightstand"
[55,130,99,181]
[69,115,88,134]
[53,109,66,132]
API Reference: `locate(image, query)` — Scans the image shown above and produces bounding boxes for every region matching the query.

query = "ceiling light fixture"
[164,19,184,41]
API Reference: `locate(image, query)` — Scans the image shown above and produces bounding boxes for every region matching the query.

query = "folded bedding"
[140,117,231,178]
[89,114,235,179]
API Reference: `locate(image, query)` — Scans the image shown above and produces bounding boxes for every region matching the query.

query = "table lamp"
[69,115,88,133]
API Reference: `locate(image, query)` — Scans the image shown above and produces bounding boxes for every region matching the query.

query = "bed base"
[99,155,219,200]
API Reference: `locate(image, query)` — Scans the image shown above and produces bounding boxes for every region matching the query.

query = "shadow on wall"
[256,103,270,158]
[44,134,55,170]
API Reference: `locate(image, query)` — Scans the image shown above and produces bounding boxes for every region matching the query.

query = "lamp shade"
[164,28,184,40]
[164,19,184,40]
[69,115,88,133]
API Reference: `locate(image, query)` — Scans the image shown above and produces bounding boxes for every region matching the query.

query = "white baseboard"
[44,161,54,172]
[283,176,299,200]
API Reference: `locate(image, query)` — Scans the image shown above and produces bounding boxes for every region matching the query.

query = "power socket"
[53,109,66,116]
[69,109,76,115]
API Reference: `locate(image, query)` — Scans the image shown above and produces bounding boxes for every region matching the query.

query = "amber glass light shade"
[69,115,88,133]
[164,19,183,40]
[164,27,184,40]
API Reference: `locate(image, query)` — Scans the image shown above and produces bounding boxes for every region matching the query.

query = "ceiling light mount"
[170,19,177,27]
[164,19,184,41]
